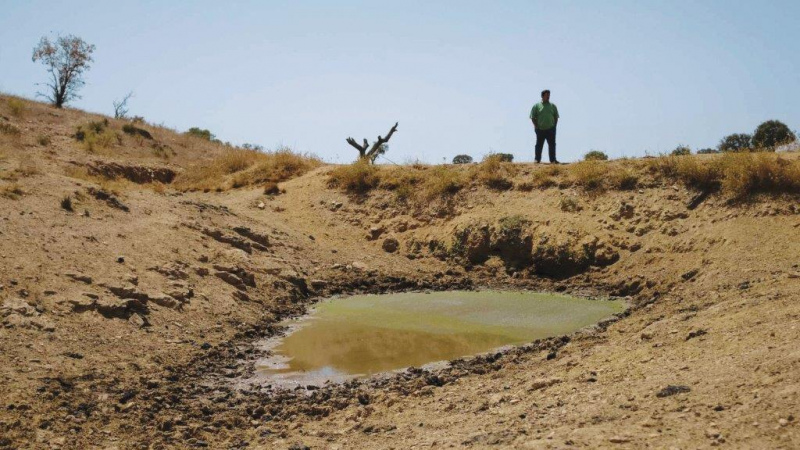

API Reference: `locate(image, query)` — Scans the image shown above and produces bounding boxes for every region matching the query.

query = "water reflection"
[256,291,624,386]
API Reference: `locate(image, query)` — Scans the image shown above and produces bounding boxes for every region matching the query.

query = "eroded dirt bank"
[1,97,799,449]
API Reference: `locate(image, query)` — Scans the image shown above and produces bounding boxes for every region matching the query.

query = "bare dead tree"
[346,122,398,163]
[113,91,134,119]
[32,34,95,108]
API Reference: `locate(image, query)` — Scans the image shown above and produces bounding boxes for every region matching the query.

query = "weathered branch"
[345,122,399,163]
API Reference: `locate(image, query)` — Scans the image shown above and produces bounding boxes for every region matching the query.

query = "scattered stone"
[257,201,265,210]
[682,269,699,281]
[117,256,125,263]
[656,385,691,398]
[609,436,631,443]
[686,329,708,341]
[382,237,399,253]
[367,226,385,241]
[87,187,130,212]
[529,377,561,391]
[128,313,148,328]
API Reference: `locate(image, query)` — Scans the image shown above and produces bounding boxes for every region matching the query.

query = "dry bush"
[7,98,25,117]
[420,165,465,200]
[74,120,120,153]
[648,153,800,199]
[37,135,52,146]
[718,152,800,199]
[327,160,380,194]
[608,167,639,190]
[527,165,563,189]
[0,122,22,137]
[176,147,319,192]
[470,155,516,190]
[568,160,608,191]
[0,183,24,199]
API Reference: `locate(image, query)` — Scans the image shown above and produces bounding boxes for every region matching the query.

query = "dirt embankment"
[1,96,799,449]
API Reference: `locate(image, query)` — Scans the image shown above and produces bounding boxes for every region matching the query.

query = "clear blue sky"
[1,0,798,163]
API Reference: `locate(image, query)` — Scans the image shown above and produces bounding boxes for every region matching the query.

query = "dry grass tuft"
[469,155,517,190]
[567,160,608,192]
[647,152,800,199]
[7,98,25,117]
[420,166,466,200]
[0,122,22,138]
[176,147,320,192]
[0,183,24,199]
[327,160,380,195]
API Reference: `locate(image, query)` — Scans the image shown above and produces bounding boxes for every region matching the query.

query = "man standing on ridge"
[530,89,560,164]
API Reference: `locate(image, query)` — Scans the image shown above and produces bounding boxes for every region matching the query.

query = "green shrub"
[697,148,718,154]
[718,133,751,152]
[185,127,214,141]
[452,154,473,164]
[584,150,608,161]
[752,120,796,150]
[671,145,691,156]
[486,152,514,162]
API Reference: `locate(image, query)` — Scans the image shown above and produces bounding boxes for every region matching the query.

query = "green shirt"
[530,102,559,130]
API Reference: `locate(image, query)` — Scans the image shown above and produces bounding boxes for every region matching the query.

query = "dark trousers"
[535,127,556,162]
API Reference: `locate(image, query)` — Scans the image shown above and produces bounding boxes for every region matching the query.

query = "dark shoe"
[551,160,561,164]
[535,160,541,164]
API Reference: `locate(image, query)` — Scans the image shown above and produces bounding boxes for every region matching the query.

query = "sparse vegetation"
[60,195,73,211]
[647,152,800,199]
[7,98,25,117]
[0,183,24,200]
[32,34,95,108]
[697,148,718,154]
[559,196,581,212]
[74,119,119,152]
[568,160,608,192]
[113,92,133,119]
[584,150,608,161]
[471,155,516,190]
[185,127,215,141]
[36,134,51,146]
[0,122,22,137]
[671,145,692,156]
[327,160,380,194]
[176,147,320,192]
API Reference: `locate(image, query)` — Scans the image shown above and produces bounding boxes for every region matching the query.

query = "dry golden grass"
[469,155,517,190]
[0,182,24,200]
[421,165,466,200]
[647,152,800,199]
[7,98,25,117]
[567,160,608,191]
[327,160,380,195]
[176,147,321,192]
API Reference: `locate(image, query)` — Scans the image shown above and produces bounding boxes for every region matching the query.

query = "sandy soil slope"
[1,96,798,449]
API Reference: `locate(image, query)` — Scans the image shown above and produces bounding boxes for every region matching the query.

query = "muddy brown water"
[253,291,624,388]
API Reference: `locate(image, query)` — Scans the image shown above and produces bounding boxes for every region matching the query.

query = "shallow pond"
[255,291,624,387]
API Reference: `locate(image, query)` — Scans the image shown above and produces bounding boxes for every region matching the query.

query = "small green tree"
[185,127,214,141]
[671,145,691,156]
[718,133,751,152]
[452,154,473,164]
[583,150,608,161]
[696,148,718,154]
[752,120,796,150]
[32,34,95,108]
